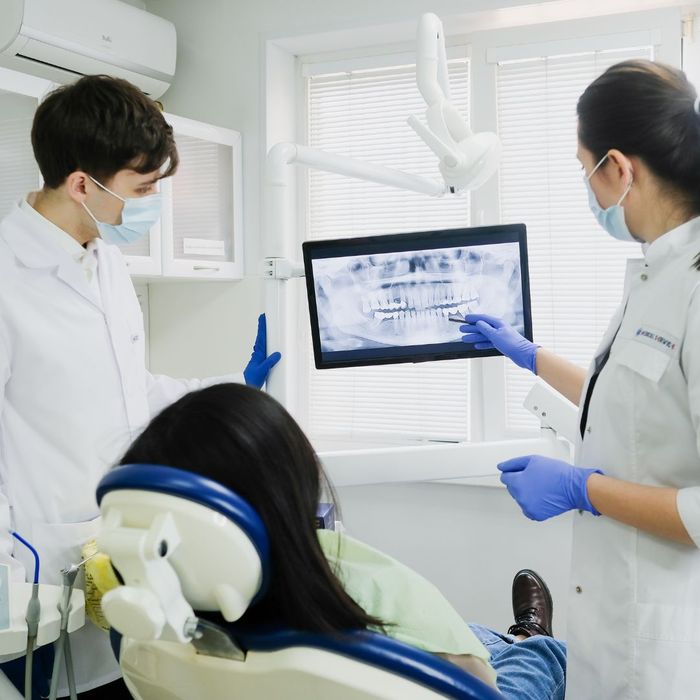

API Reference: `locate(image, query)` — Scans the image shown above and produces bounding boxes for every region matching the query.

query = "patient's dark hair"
[120,383,383,635]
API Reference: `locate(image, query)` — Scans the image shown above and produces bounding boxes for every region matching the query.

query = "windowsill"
[315,432,571,488]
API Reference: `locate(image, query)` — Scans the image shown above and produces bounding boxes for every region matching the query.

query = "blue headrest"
[96,464,271,598]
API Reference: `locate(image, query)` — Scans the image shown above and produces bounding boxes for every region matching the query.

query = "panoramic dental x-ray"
[304,226,532,368]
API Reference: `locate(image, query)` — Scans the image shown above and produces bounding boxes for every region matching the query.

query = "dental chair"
[96,465,502,700]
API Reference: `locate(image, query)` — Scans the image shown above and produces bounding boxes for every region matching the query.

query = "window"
[304,58,472,443]
[495,46,653,434]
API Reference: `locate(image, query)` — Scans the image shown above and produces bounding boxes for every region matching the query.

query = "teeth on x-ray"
[312,243,524,352]
[363,282,479,319]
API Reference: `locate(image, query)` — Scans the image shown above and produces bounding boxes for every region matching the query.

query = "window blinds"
[305,60,472,443]
[497,46,653,434]
[171,135,233,261]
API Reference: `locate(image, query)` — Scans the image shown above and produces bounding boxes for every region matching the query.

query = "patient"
[119,383,566,699]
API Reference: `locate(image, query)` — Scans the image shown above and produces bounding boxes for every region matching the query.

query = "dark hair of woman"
[119,382,384,635]
[577,59,700,269]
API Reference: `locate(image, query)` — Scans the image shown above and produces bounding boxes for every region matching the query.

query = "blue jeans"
[469,624,567,700]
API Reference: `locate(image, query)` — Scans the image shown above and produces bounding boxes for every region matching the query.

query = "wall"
[337,482,574,634]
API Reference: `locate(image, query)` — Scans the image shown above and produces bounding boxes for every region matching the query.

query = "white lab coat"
[566,215,700,698]
[0,201,243,694]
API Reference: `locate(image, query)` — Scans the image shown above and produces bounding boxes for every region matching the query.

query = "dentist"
[0,75,279,698]
[461,60,700,698]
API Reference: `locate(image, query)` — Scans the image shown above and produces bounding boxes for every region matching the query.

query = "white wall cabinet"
[0,67,243,282]
[124,113,244,281]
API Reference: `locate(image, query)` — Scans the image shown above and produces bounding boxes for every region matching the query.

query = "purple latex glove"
[459,314,538,373]
[243,314,282,389]
[497,455,603,521]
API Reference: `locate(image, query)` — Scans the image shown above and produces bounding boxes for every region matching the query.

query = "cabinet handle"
[193,265,221,272]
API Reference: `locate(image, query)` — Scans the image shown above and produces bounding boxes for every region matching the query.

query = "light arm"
[409,13,500,192]
[268,143,445,199]
[415,12,452,106]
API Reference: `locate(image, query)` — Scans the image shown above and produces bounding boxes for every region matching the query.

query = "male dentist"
[0,75,279,698]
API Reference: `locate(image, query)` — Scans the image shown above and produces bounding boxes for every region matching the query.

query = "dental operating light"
[408,13,501,193]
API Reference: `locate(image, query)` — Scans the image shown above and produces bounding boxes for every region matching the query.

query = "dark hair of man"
[31,74,178,189]
[119,383,384,635]
[577,59,700,269]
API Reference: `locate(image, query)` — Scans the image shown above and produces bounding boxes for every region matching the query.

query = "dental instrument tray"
[303,224,532,369]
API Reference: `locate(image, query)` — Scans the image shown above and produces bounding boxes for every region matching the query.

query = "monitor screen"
[303,224,532,369]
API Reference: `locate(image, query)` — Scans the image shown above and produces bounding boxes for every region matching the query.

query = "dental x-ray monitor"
[304,224,532,369]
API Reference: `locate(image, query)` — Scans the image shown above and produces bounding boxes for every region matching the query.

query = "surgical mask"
[82,176,161,246]
[584,154,635,242]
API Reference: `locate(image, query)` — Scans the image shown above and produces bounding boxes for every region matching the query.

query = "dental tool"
[48,560,86,700]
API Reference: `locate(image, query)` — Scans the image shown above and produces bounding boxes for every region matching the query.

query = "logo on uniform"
[635,327,677,353]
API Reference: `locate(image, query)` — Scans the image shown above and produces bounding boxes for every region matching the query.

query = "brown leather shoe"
[507,569,553,638]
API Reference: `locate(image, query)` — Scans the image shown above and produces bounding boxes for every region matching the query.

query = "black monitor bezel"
[303,224,532,370]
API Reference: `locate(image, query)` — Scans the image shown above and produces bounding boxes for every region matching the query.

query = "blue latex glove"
[459,314,539,373]
[497,455,603,521]
[243,314,282,389]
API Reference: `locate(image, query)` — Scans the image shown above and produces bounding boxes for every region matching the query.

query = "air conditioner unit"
[0,0,176,98]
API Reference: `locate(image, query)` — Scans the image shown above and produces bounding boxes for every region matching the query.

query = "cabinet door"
[160,113,243,280]
[0,68,48,217]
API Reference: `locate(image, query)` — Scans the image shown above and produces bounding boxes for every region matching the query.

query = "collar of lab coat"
[644,215,700,268]
[1,202,103,311]
[19,196,87,259]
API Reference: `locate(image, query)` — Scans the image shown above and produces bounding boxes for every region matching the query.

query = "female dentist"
[460,59,700,699]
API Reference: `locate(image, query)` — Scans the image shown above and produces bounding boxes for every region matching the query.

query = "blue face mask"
[82,176,161,246]
[584,154,635,242]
